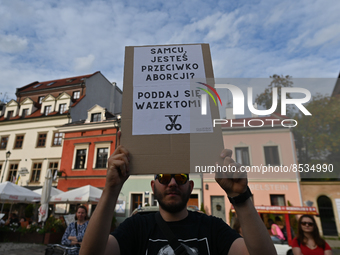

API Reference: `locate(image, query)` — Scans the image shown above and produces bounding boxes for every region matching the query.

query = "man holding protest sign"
[80,131,276,255]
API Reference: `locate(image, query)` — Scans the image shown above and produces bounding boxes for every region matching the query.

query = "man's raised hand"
[106,131,130,189]
[215,149,248,197]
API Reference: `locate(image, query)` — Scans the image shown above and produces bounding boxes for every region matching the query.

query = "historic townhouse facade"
[56,104,120,191]
[203,114,302,223]
[0,72,122,190]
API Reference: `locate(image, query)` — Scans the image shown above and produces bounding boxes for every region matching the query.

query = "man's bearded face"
[153,181,191,213]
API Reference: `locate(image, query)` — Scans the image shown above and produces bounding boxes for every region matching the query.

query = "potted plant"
[41,215,66,244]
[17,223,45,243]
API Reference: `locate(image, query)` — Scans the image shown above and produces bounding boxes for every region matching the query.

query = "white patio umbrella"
[0,181,41,213]
[0,181,41,202]
[33,187,63,197]
[38,169,52,223]
[50,185,102,203]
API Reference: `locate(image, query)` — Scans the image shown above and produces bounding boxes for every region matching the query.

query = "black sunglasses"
[301,222,314,227]
[155,174,189,185]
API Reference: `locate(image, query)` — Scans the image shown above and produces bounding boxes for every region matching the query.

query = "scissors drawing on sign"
[165,115,182,131]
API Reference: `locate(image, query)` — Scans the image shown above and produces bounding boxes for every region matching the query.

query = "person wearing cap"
[81,132,276,255]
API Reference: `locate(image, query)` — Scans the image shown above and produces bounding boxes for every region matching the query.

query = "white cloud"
[0,34,28,53]
[304,24,340,47]
[204,11,241,46]
[74,54,95,72]
[0,0,340,101]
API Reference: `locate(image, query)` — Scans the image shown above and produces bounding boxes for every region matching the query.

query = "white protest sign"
[132,45,213,135]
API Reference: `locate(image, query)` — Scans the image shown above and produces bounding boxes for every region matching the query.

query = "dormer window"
[85,104,106,123]
[7,111,13,119]
[59,104,67,114]
[33,84,42,88]
[44,105,52,116]
[66,79,75,83]
[91,113,101,122]
[39,96,44,104]
[73,91,80,99]
[47,82,55,86]
[22,108,29,118]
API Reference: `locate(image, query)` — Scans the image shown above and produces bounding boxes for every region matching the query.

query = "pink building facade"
[203,115,302,223]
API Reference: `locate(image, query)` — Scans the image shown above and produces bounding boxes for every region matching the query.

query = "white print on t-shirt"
[147,237,210,255]
[157,244,198,255]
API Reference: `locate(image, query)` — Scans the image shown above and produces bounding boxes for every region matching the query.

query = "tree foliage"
[255,75,340,179]
[293,94,340,179]
[0,92,10,104]
[255,74,293,116]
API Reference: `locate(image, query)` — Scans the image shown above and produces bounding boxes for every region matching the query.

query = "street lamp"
[1,150,11,183]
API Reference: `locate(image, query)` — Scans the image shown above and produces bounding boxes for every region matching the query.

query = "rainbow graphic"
[196,82,222,106]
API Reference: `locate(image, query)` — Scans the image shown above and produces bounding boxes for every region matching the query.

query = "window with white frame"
[30,162,42,183]
[49,162,59,181]
[91,113,101,122]
[95,148,108,168]
[73,91,80,99]
[86,105,106,123]
[270,194,286,206]
[93,142,111,169]
[75,149,87,169]
[39,96,45,104]
[52,132,63,146]
[7,163,18,182]
[36,133,47,147]
[235,147,250,166]
[0,136,9,150]
[14,134,24,149]
[7,111,13,119]
[72,143,90,170]
[22,108,29,118]
[59,104,67,114]
[264,146,280,165]
[44,105,52,115]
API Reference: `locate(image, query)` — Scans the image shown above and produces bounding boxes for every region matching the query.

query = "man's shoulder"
[130,211,157,219]
[117,211,228,228]
[122,211,157,226]
[112,212,156,236]
[188,210,225,223]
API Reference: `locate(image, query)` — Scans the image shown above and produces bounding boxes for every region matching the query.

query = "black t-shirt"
[112,211,241,255]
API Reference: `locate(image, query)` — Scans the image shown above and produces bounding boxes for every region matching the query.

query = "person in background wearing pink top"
[268,219,285,242]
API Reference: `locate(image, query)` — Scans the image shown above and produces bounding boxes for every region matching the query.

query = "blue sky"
[1,0,339,101]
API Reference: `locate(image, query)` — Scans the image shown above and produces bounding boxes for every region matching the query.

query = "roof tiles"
[17,71,99,93]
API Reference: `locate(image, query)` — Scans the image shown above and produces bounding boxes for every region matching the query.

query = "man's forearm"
[80,186,121,255]
[234,198,277,255]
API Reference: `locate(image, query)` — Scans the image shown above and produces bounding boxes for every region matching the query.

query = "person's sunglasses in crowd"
[301,222,314,227]
[155,174,189,185]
